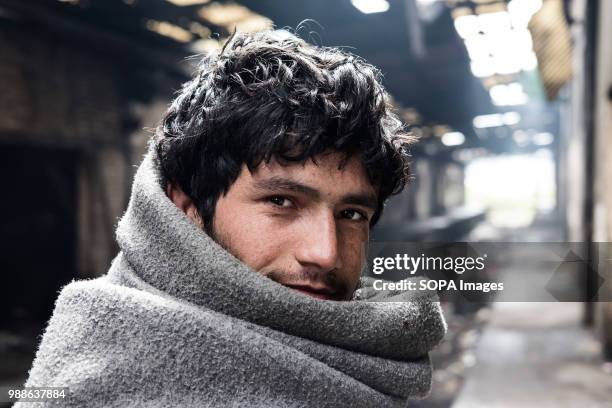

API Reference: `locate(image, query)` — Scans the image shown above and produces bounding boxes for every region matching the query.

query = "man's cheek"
[339,239,367,287]
[241,228,292,271]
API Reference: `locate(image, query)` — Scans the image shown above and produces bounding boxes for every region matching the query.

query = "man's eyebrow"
[253,177,321,199]
[341,194,378,211]
[253,177,378,210]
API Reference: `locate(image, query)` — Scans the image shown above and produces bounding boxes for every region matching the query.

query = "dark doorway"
[0,144,77,326]
[0,144,77,385]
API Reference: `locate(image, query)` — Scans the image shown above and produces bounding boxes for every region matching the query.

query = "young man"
[19,31,446,407]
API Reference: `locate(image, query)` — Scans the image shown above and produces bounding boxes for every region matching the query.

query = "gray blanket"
[17,152,447,407]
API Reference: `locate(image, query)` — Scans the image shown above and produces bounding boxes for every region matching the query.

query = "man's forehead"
[249,152,375,192]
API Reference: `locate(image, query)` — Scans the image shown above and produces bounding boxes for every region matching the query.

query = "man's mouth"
[283,284,340,301]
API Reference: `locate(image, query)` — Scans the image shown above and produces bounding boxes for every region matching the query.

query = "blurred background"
[0,0,611,406]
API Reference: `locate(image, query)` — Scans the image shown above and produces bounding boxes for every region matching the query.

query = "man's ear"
[166,182,204,229]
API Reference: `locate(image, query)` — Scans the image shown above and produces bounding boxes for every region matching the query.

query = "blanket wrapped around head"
[17,151,447,408]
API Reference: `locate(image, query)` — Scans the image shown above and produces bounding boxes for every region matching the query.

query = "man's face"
[211,151,378,301]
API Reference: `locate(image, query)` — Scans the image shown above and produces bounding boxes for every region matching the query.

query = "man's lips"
[283,284,338,300]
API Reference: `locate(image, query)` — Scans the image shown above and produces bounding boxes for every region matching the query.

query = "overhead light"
[465,35,491,61]
[456,5,540,79]
[489,82,529,106]
[166,0,210,5]
[474,114,503,128]
[442,132,466,147]
[473,112,521,128]
[145,19,193,43]
[416,0,440,7]
[454,14,479,39]
[503,111,521,125]
[532,132,554,146]
[189,21,212,39]
[190,38,222,53]
[199,3,272,32]
[351,0,389,14]
[477,12,512,35]
[470,60,496,78]
[508,0,543,29]
[512,130,530,146]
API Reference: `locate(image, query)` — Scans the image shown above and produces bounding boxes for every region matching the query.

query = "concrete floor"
[452,302,612,408]
[446,217,612,407]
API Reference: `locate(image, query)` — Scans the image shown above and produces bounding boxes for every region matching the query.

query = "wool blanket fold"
[17,151,447,407]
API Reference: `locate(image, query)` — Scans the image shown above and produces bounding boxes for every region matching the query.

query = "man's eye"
[268,196,293,208]
[341,209,368,221]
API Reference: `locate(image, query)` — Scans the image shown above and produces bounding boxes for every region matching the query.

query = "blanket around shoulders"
[16,151,447,408]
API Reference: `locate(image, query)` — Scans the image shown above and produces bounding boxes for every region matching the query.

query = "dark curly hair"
[154,30,416,231]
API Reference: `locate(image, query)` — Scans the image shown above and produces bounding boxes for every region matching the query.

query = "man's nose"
[295,211,342,271]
